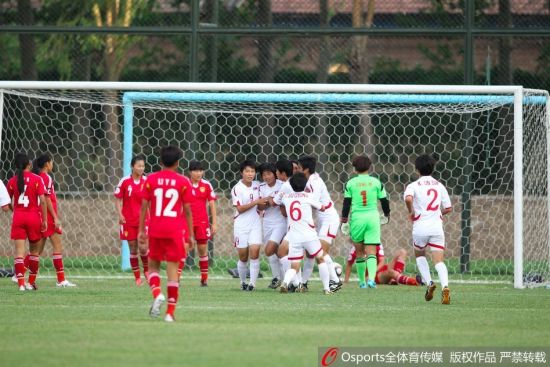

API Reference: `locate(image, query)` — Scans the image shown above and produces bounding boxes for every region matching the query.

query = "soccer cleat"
[415,273,426,286]
[25,283,37,291]
[11,275,18,284]
[247,284,255,291]
[301,281,309,293]
[425,281,436,302]
[135,278,143,286]
[441,287,451,305]
[323,289,333,295]
[329,280,343,292]
[241,282,249,291]
[287,283,297,293]
[295,283,305,293]
[279,282,288,293]
[367,280,377,289]
[149,294,165,318]
[268,277,281,289]
[57,280,77,288]
[200,279,208,287]
[164,314,175,323]
[18,285,26,292]
[359,282,367,289]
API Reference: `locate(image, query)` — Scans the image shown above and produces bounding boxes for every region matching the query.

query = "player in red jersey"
[138,146,195,322]
[32,154,76,287]
[115,155,148,286]
[187,160,217,287]
[6,153,47,291]
[344,245,420,286]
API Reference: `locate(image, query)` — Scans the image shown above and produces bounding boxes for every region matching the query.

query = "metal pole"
[460,113,473,274]
[464,0,475,84]
[190,0,200,82]
[546,96,550,284]
[513,88,524,288]
[120,96,134,271]
[0,91,4,162]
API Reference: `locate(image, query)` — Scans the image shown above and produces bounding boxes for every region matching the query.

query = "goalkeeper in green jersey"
[340,155,390,288]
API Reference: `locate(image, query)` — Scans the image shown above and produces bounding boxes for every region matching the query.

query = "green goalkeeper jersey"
[344,174,387,215]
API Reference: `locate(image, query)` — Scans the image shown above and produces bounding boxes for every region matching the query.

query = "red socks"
[148,272,161,299]
[52,253,65,283]
[166,281,179,317]
[140,251,149,277]
[397,274,418,286]
[27,255,40,285]
[14,257,26,287]
[177,258,185,278]
[199,255,209,282]
[130,254,140,281]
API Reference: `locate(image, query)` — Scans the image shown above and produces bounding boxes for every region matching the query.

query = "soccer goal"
[0,82,548,288]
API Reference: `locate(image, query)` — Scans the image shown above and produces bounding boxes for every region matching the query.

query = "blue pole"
[120,96,134,271]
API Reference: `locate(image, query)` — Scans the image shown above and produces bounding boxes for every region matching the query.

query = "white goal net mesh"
[0,87,548,287]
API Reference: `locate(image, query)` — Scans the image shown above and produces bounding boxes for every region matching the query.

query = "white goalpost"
[0,82,547,288]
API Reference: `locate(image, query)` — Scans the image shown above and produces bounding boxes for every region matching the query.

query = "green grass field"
[1,276,549,367]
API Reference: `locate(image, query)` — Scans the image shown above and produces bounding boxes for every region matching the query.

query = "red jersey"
[7,172,46,212]
[142,170,192,239]
[39,172,58,215]
[189,178,217,224]
[115,175,147,227]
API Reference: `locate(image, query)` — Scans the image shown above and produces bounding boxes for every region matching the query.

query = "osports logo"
[321,347,339,366]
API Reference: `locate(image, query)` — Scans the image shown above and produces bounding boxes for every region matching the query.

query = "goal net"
[0,83,548,288]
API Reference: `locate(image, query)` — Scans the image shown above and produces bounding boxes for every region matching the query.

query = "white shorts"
[288,239,323,261]
[234,226,263,249]
[412,233,446,252]
[263,223,287,245]
[317,216,340,244]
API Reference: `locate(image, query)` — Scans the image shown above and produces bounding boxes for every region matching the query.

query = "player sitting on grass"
[33,154,76,287]
[279,172,331,295]
[258,162,287,289]
[231,160,269,291]
[341,155,390,289]
[187,160,218,287]
[138,146,195,322]
[344,245,420,286]
[404,154,452,304]
[115,155,148,286]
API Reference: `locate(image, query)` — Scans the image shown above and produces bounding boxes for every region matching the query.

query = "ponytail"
[14,152,30,194]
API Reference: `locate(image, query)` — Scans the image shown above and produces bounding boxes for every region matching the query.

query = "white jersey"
[280,191,323,243]
[305,173,339,220]
[273,180,293,206]
[231,180,261,231]
[0,180,10,207]
[259,179,286,226]
[404,176,451,235]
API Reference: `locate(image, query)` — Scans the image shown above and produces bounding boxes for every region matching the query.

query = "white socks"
[249,258,260,286]
[318,262,330,291]
[283,268,297,287]
[279,256,290,280]
[323,254,339,282]
[302,257,315,283]
[268,254,280,279]
[435,262,449,288]
[237,260,248,284]
[416,256,432,285]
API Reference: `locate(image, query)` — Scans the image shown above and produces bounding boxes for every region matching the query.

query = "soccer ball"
[334,263,343,277]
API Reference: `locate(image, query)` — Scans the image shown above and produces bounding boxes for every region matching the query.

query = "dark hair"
[32,153,52,175]
[298,156,316,174]
[289,172,308,192]
[352,155,371,173]
[275,159,293,177]
[239,160,256,173]
[258,162,276,177]
[415,154,437,176]
[160,146,183,167]
[188,160,205,171]
[131,154,146,167]
[14,152,30,194]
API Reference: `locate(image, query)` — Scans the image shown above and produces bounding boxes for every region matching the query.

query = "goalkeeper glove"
[341,222,350,236]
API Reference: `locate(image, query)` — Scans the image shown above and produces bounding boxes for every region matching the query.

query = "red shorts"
[149,236,186,262]
[43,218,63,238]
[11,211,43,243]
[374,264,388,284]
[120,224,138,241]
[193,223,211,243]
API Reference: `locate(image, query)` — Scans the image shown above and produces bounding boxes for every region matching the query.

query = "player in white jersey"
[0,180,11,211]
[258,162,287,289]
[231,160,269,291]
[404,154,452,304]
[298,156,342,292]
[278,172,331,294]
